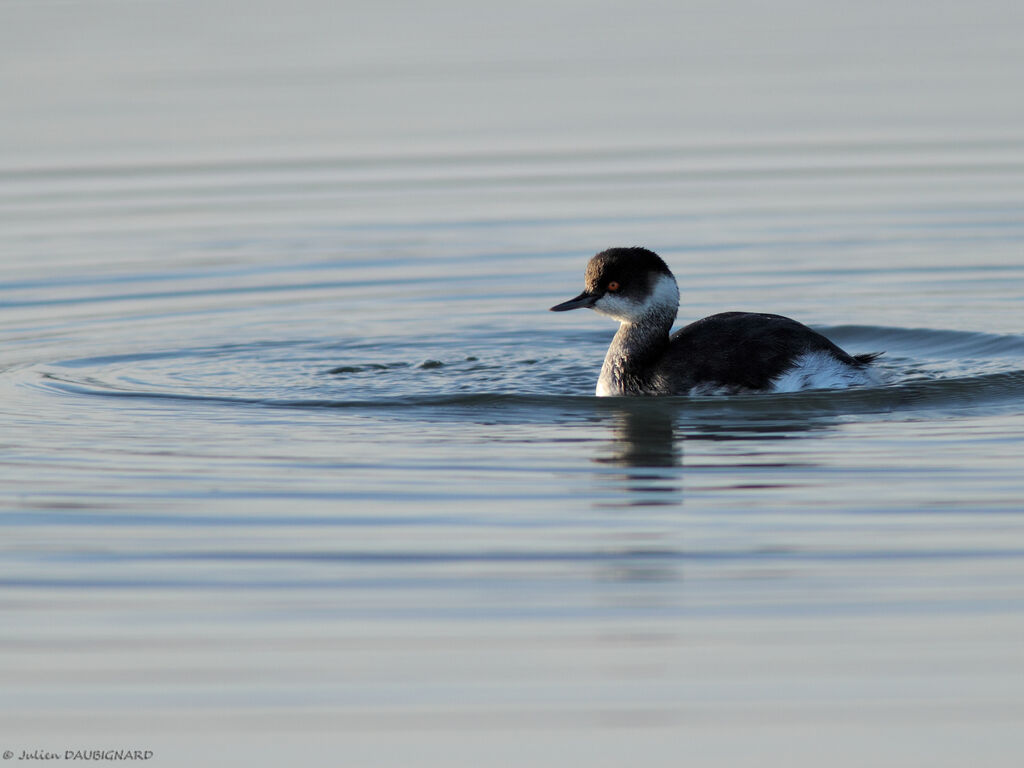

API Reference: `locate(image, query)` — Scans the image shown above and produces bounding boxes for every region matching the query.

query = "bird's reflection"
[592,397,843,508]
[586,397,851,594]
[593,401,684,507]
[600,403,680,468]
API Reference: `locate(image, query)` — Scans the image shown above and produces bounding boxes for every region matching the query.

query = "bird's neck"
[597,319,671,396]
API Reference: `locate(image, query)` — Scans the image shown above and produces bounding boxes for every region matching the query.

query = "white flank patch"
[771,351,882,393]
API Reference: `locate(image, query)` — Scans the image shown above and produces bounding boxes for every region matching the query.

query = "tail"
[853,351,883,366]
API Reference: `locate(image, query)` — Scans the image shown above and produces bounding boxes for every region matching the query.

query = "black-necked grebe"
[550,247,881,396]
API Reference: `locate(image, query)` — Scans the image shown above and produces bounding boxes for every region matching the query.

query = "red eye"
[607,281,620,292]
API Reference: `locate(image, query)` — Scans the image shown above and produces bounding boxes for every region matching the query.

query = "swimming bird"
[550,247,881,396]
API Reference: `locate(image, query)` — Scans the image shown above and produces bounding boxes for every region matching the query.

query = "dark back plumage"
[658,312,876,393]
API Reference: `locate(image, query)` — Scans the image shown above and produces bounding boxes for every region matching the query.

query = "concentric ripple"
[19,326,1024,423]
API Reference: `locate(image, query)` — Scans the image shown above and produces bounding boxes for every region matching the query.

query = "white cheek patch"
[592,293,641,321]
[646,274,680,316]
[592,274,679,323]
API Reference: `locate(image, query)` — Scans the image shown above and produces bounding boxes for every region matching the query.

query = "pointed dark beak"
[550,291,598,312]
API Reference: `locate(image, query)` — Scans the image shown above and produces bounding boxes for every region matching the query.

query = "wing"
[660,312,867,392]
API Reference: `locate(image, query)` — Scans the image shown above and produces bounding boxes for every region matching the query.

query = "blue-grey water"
[3,1,1024,765]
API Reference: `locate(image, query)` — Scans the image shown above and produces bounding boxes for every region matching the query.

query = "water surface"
[3,1,1024,765]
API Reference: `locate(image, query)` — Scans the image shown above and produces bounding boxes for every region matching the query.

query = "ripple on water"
[19,325,1024,424]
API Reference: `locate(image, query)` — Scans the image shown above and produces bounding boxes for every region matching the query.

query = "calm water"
[3,1,1024,765]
